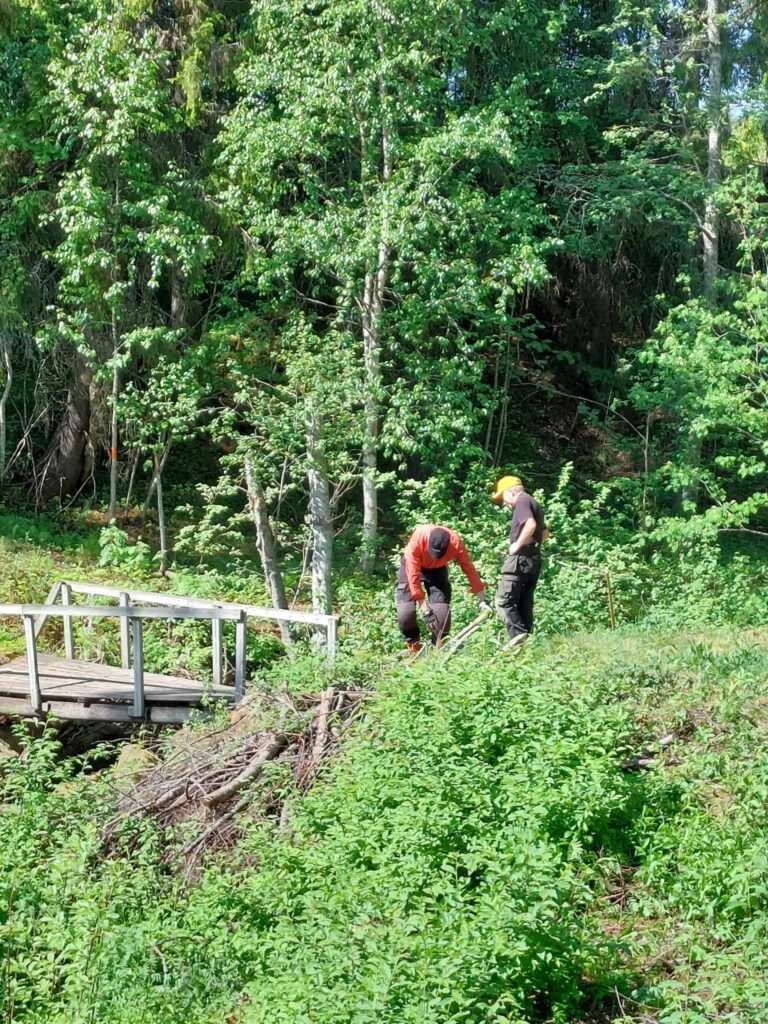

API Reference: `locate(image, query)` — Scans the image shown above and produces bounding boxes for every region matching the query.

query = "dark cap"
[427,527,451,559]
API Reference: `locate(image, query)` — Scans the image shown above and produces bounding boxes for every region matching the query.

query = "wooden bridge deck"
[0,580,339,724]
[0,654,236,724]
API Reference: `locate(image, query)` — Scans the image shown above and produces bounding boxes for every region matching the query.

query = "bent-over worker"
[493,476,550,647]
[396,525,490,653]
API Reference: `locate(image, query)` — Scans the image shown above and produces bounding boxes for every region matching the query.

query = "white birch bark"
[683,0,722,505]
[306,405,334,622]
[108,314,120,521]
[360,245,386,572]
[702,0,721,300]
[143,446,170,511]
[359,33,392,573]
[154,452,168,573]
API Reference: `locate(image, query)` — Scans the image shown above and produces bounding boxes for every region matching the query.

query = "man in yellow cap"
[492,475,549,647]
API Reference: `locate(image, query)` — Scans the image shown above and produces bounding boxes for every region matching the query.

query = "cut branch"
[202,732,288,808]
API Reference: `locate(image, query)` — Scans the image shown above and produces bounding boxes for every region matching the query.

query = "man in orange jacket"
[396,524,490,653]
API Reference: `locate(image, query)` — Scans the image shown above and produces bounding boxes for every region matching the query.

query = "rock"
[0,736,18,764]
[113,743,160,785]
[229,705,250,727]
[0,724,21,762]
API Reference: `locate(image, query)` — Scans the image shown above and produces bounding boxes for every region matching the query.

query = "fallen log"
[298,687,335,786]
[202,732,289,808]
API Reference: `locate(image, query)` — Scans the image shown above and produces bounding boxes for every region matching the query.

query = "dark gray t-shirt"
[509,493,545,551]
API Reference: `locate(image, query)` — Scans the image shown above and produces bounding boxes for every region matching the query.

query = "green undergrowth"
[1,628,768,1021]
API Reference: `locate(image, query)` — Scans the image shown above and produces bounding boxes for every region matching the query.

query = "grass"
[1,617,767,1021]
[2,515,768,1021]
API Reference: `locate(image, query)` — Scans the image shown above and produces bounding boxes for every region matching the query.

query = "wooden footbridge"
[0,581,339,724]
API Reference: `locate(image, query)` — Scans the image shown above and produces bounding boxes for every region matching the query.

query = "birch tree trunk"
[143,446,170,512]
[170,263,188,328]
[682,0,721,505]
[306,405,334,622]
[108,313,120,521]
[360,239,387,572]
[702,0,721,300]
[0,333,11,484]
[154,451,168,574]
[124,446,140,513]
[244,454,292,647]
[359,35,392,573]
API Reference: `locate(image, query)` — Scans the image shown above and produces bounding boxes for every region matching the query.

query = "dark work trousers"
[396,558,452,644]
[495,551,541,640]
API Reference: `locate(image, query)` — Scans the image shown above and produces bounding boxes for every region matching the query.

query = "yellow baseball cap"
[492,475,523,502]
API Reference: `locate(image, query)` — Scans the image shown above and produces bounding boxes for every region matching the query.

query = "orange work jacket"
[402,525,485,602]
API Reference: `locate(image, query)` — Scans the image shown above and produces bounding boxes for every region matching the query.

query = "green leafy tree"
[219,0,559,569]
[37,4,219,510]
[0,0,68,485]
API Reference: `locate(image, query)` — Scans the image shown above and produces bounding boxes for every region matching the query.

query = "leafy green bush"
[2,630,768,1021]
[0,643,650,1023]
[620,641,768,1022]
[218,652,647,1024]
[98,524,155,573]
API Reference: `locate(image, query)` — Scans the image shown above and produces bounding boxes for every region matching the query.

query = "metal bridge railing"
[0,600,246,718]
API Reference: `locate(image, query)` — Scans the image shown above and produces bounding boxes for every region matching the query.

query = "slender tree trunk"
[244,454,292,647]
[702,0,721,300]
[124,447,140,514]
[360,244,387,572]
[170,264,187,328]
[359,36,392,573]
[0,333,12,483]
[108,314,120,521]
[484,344,501,455]
[682,0,721,506]
[154,452,168,574]
[144,446,170,512]
[306,406,333,621]
[493,337,513,466]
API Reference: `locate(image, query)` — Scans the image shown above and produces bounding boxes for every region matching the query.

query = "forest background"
[2,0,768,631]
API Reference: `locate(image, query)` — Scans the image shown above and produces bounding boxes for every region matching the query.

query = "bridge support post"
[326,616,338,665]
[235,611,247,699]
[61,582,75,660]
[119,592,131,669]
[23,615,42,716]
[212,618,223,687]
[131,617,145,718]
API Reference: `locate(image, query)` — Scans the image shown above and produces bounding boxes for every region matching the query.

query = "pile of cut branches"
[104,686,367,874]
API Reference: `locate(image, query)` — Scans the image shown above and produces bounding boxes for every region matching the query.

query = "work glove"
[420,601,436,628]
[477,590,492,613]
